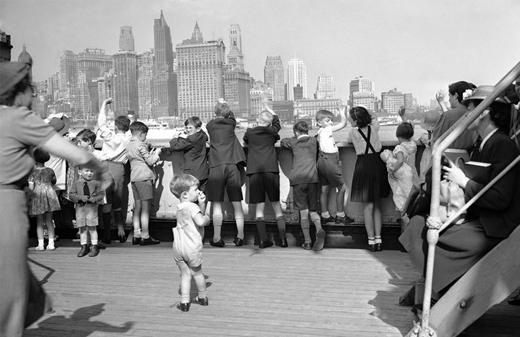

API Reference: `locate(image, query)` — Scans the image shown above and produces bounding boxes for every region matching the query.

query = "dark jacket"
[169,130,209,181]
[280,135,319,185]
[206,113,246,168]
[243,115,281,174]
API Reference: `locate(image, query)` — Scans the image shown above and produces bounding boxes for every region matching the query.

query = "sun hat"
[45,113,71,136]
[461,85,508,106]
[420,110,440,131]
[0,62,31,97]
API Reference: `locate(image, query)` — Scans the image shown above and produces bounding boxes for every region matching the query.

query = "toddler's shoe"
[259,240,273,249]
[77,244,90,257]
[320,216,335,225]
[140,236,160,246]
[46,244,55,251]
[209,238,225,247]
[301,242,312,250]
[89,245,100,257]
[35,246,45,251]
[313,229,326,251]
[233,237,244,247]
[132,237,141,245]
[280,237,288,248]
[177,302,190,312]
[193,296,209,306]
[335,215,355,224]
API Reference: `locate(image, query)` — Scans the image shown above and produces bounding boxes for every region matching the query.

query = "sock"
[47,238,55,246]
[276,216,286,238]
[256,218,268,241]
[368,237,375,245]
[198,290,207,300]
[321,211,330,218]
[38,239,44,247]
[375,236,382,244]
[311,214,323,232]
[134,229,142,238]
[300,219,311,243]
[337,211,345,217]
[91,239,98,245]
[212,214,223,241]
[181,293,190,304]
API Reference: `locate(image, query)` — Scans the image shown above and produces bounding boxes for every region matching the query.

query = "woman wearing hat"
[400,85,520,301]
[0,62,111,336]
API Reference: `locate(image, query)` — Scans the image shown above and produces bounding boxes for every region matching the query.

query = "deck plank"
[23,242,520,336]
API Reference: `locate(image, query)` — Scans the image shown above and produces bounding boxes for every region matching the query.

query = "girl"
[392,122,419,187]
[347,106,390,252]
[28,148,61,250]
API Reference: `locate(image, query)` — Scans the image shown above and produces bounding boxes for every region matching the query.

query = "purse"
[404,183,430,218]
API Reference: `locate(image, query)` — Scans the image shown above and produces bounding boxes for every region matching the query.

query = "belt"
[106,161,125,165]
[0,184,23,190]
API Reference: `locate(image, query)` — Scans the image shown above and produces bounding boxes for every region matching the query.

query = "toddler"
[380,150,413,212]
[171,174,211,312]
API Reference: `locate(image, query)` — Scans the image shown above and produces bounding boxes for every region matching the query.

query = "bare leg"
[373,199,382,238]
[363,202,375,238]
[177,262,192,304]
[320,185,330,217]
[255,202,268,241]
[140,200,151,239]
[271,201,286,238]
[45,212,56,249]
[232,201,244,239]
[133,200,142,238]
[190,265,207,300]
[212,202,223,242]
[35,214,45,249]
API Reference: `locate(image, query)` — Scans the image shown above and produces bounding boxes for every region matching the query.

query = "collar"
[480,128,499,151]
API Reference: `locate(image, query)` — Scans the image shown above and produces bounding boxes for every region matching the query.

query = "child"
[170,174,211,312]
[280,121,325,251]
[206,99,247,247]
[68,166,105,257]
[347,106,390,252]
[28,148,60,251]
[393,122,419,186]
[243,100,287,248]
[97,98,131,243]
[169,116,209,192]
[315,106,354,225]
[126,121,162,246]
[380,149,413,212]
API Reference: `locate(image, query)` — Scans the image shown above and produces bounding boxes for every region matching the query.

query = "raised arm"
[331,104,348,132]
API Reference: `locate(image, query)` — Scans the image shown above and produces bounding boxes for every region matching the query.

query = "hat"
[420,110,440,131]
[45,113,71,136]
[462,85,508,106]
[0,62,31,97]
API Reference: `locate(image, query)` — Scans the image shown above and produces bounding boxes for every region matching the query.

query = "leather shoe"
[177,302,190,312]
[89,245,100,257]
[119,235,127,243]
[77,244,90,257]
[233,237,244,246]
[367,244,376,252]
[376,243,382,251]
[312,229,326,251]
[101,236,111,244]
[508,293,520,305]
[280,238,288,248]
[259,240,273,249]
[140,236,160,246]
[193,296,209,306]
[321,216,335,224]
[97,242,107,250]
[302,242,312,250]
[209,238,225,247]
[132,237,141,245]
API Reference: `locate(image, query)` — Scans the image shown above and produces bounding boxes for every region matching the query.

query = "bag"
[439,180,466,224]
[404,183,430,218]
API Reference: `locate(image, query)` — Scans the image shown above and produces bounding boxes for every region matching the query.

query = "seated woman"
[399,85,520,298]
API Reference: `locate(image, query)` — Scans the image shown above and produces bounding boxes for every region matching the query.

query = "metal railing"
[416,61,520,335]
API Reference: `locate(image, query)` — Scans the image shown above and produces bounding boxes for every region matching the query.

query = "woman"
[0,62,111,336]
[400,85,520,296]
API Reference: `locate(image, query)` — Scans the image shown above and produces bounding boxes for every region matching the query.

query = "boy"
[126,121,162,245]
[280,121,326,251]
[170,174,211,312]
[316,106,354,225]
[243,100,287,248]
[97,98,131,243]
[206,99,247,247]
[69,166,105,257]
[169,116,209,192]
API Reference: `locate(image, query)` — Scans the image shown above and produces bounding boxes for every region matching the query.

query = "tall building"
[294,98,343,120]
[315,73,335,99]
[224,24,250,118]
[264,56,285,101]
[287,58,307,100]
[18,45,33,79]
[119,26,135,52]
[250,80,273,119]
[349,76,376,110]
[229,24,242,53]
[404,92,414,109]
[381,88,405,114]
[59,50,78,107]
[153,10,177,118]
[113,51,138,117]
[138,49,154,119]
[176,23,226,121]
[0,29,12,62]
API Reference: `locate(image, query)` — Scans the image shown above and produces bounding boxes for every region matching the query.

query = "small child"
[28,148,61,251]
[126,121,162,246]
[206,99,247,247]
[347,106,390,252]
[243,100,287,248]
[170,174,211,312]
[281,121,325,251]
[393,122,419,186]
[315,106,354,225]
[380,149,413,212]
[68,166,105,257]
[169,116,209,192]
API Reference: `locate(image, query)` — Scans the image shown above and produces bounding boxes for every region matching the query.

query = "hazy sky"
[1,0,519,105]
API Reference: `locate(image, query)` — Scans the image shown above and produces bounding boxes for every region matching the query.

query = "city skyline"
[2,0,520,105]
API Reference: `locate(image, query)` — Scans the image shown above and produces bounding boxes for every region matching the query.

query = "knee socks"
[212,214,223,241]
[235,216,244,239]
[256,217,267,241]
[276,216,286,238]
[300,219,311,243]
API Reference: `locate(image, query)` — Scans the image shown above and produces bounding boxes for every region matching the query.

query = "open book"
[460,161,491,184]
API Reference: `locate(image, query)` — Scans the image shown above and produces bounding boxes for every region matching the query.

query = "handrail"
[417,61,520,335]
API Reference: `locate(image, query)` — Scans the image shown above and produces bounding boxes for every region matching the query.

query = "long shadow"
[26,303,133,336]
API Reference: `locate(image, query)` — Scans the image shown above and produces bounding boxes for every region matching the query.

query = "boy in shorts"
[243,100,287,248]
[171,174,210,312]
[169,116,209,192]
[206,99,247,247]
[126,121,162,246]
[315,106,354,225]
[281,121,325,251]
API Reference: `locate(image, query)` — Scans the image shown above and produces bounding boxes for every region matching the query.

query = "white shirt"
[317,125,338,153]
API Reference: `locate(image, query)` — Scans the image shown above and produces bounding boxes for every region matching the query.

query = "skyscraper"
[315,73,335,99]
[113,51,138,117]
[224,24,250,118]
[287,58,307,101]
[59,50,78,107]
[119,26,135,52]
[264,56,285,101]
[349,76,376,110]
[229,24,242,53]
[138,49,154,119]
[381,88,404,114]
[153,10,177,118]
[176,23,226,121]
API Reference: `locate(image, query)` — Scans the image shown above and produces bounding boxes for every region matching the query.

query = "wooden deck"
[24,240,520,337]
